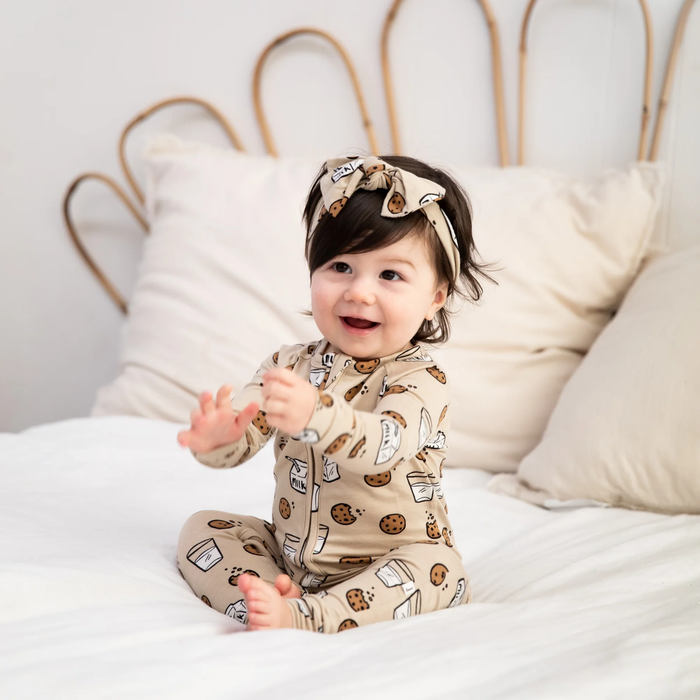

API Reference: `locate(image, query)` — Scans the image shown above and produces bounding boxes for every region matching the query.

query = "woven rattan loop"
[118,96,244,205]
[63,173,148,315]
[649,0,697,161]
[381,0,509,166]
[253,27,379,158]
[518,0,654,165]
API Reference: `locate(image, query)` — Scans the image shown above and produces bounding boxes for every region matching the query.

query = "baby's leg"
[286,542,471,634]
[177,510,300,625]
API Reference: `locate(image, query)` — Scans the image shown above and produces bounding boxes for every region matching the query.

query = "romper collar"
[308,338,434,377]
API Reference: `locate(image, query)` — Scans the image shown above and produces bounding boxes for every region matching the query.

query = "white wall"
[1,0,697,432]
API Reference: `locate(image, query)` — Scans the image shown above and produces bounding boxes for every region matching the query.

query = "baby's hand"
[177,385,258,453]
[262,368,317,435]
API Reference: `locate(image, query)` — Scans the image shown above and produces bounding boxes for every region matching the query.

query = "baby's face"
[310,234,446,359]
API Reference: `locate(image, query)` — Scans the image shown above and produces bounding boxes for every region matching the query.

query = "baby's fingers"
[190,408,203,426]
[199,391,215,415]
[177,429,191,447]
[226,401,259,442]
[215,384,234,410]
[236,401,259,426]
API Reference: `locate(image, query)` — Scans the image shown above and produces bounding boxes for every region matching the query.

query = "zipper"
[301,353,354,571]
[300,445,316,570]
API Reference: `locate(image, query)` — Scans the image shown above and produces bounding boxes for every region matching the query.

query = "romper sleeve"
[191,344,304,469]
[299,362,450,475]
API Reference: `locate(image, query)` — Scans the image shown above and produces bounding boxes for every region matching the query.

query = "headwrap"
[311,156,461,283]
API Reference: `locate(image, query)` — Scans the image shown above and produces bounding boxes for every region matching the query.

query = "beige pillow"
[489,245,700,514]
[93,136,664,472]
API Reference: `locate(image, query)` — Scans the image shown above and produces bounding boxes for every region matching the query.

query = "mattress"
[1,416,699,699]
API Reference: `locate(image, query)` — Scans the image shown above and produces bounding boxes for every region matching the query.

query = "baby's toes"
[242,578,272,612]
[237,572,256,593]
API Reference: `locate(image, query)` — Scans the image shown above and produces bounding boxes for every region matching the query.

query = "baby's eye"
[380,270,401,281]
[332,262,351,274]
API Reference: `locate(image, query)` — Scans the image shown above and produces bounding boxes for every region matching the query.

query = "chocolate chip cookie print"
[354,358,380,374]
[430,564,448,586]
[346,588,370,612]
[325,433,351,455]
[331,503,356,525]
[348,437,366,458]
[364,471,392,487]
[379,514,406,535]
[253,410,271,435]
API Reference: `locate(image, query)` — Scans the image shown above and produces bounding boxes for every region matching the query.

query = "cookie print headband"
[312,156,461,283]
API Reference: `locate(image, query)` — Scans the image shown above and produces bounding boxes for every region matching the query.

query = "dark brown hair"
[302,154,496,345]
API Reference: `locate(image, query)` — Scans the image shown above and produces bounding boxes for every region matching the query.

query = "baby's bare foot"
[238,573,294,631]
[274,574,302,600]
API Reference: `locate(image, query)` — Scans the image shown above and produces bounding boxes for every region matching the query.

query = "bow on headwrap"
[311,156,461,283]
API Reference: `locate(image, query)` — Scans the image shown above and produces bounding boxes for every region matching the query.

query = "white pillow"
[93,136,663,473]
[489,245,700,514]
[93,137,320,422]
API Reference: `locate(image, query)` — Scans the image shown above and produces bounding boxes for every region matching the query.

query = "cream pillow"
[435,163,664,470]
[93,136,320,422]
[93,136,663,473]
[489,245,700,514]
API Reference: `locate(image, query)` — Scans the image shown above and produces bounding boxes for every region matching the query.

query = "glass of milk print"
[187,538,223,572]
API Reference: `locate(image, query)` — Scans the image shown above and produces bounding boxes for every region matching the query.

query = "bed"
[1,415,699,698]
[3,0,700,697]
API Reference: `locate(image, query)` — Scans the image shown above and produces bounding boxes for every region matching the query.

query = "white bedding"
[1,417,699,699]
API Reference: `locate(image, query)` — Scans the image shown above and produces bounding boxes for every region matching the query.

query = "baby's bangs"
[307,190,431,276]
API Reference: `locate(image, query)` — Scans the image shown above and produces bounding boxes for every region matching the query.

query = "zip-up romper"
[177,339,471,633]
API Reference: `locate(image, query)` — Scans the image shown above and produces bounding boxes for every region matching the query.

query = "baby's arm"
[178,346,303,469]
[298,363,449,475]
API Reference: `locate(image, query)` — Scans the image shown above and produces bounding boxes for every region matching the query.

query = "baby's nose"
[344,277,376,305]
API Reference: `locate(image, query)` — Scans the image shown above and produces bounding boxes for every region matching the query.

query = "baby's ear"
[426,284,448,321]
[433,283,448,308]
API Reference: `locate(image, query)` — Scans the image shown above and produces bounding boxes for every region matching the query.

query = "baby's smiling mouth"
[342,317,379,330]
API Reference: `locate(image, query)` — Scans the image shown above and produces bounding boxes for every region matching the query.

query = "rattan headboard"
[63,0,696,316]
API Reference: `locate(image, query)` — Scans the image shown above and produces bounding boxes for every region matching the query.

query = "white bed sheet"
[1,417,698,699]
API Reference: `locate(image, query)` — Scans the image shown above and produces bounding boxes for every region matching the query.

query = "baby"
[176,155,492,633]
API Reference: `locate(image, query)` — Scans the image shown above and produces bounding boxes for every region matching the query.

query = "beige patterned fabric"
[180,338,471,631]
[313,156,461,282]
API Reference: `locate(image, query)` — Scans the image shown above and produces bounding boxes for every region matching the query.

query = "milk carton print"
[375,559,414,588]
[418,408,432,450]
[448,578,467,608]
[376,419,401,465]
[225,599,248,625]
[292,598,314,619]
[287,456,308,494]
[312,483,320,512]
[332,158,364,182]
[323,456,340,482]
[186,538,223,572]
[301,572,328,588]
[425,431,446,450]
[393,589,422,619]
